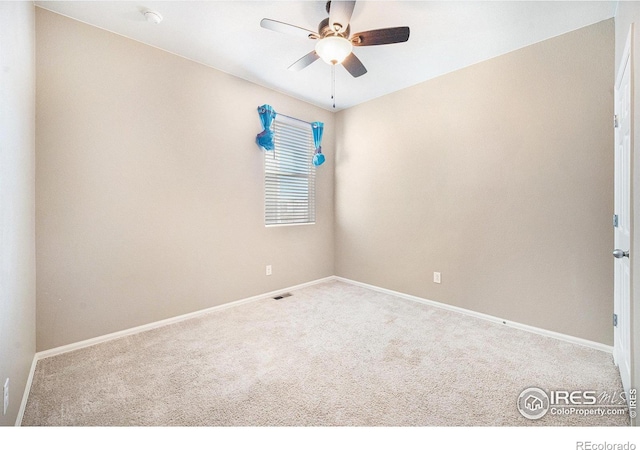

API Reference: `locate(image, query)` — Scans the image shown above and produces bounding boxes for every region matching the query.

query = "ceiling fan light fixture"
[315,36,352,65]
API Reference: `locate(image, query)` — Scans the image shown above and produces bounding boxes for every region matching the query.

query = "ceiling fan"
[260,0,410,78]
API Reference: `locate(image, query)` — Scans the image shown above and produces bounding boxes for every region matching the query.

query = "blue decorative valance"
[256,106,326,167]
[311,121,325,167]
[256,104,276,151]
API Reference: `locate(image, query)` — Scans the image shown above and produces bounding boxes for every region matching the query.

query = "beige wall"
[36,7,615,353]
[335,19,614,344]
[0,2,37,426]
[35,8,334,351]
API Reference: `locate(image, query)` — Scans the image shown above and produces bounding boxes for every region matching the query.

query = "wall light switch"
[266,265,272,276]
[433,272,441,284]
[3,378,8,415]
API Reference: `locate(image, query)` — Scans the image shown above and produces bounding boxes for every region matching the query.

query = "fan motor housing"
[318,17,350,38]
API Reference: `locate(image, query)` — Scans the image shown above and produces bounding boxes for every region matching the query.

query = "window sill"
[265,222,316,228]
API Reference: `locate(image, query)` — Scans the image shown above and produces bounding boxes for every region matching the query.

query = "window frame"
[264,115,317,227]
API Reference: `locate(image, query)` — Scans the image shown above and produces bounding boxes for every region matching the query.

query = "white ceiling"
[35,1,617,111]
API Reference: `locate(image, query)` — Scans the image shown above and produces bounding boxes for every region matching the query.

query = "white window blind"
[265,117,316,226]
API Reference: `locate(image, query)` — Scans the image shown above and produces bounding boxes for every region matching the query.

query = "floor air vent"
[273,293,292,300]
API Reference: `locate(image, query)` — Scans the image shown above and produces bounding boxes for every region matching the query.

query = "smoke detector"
[143,10,163,24]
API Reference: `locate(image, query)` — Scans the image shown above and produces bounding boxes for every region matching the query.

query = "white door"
[614,28,632,397]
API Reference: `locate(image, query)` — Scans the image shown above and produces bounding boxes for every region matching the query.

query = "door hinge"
[615,115,620,128]
[614,214,619,228]
[614,313,618,327]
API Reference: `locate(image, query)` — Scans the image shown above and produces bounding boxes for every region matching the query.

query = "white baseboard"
[35,276,335,361]
[35,274,613,359]
[333,276,613,354]
[16,276,333,426]
[19,277,332,425]
[19,274,612,426]
[15,354,38,426]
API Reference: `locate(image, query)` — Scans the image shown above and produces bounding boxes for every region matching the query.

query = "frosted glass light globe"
[315,36,353,65]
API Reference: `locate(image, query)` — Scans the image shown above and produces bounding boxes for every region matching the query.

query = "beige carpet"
[22,280,629,426]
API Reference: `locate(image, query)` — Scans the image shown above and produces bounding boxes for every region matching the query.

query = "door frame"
[614,25,632,397]
[617,24,640,426]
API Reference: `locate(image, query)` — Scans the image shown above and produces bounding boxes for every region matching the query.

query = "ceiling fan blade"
[288,51,320,72]
[342,52,367,78]
[260,18,319,40]
[329,1,356,34]
[351,27,410,46]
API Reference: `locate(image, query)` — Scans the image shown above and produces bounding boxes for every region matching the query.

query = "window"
[265,116,316,226]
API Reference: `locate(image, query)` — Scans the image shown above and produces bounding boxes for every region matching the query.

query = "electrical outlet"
[266,265,272,276]
[433,272,441,284]
[3,378,8,415]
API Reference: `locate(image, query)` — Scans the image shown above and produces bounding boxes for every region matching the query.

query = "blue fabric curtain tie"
[311,121,325,167]
[256,105,276,151]
[313,147,325,167]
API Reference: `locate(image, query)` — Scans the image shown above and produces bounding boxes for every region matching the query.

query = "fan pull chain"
[331,64,336,109]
